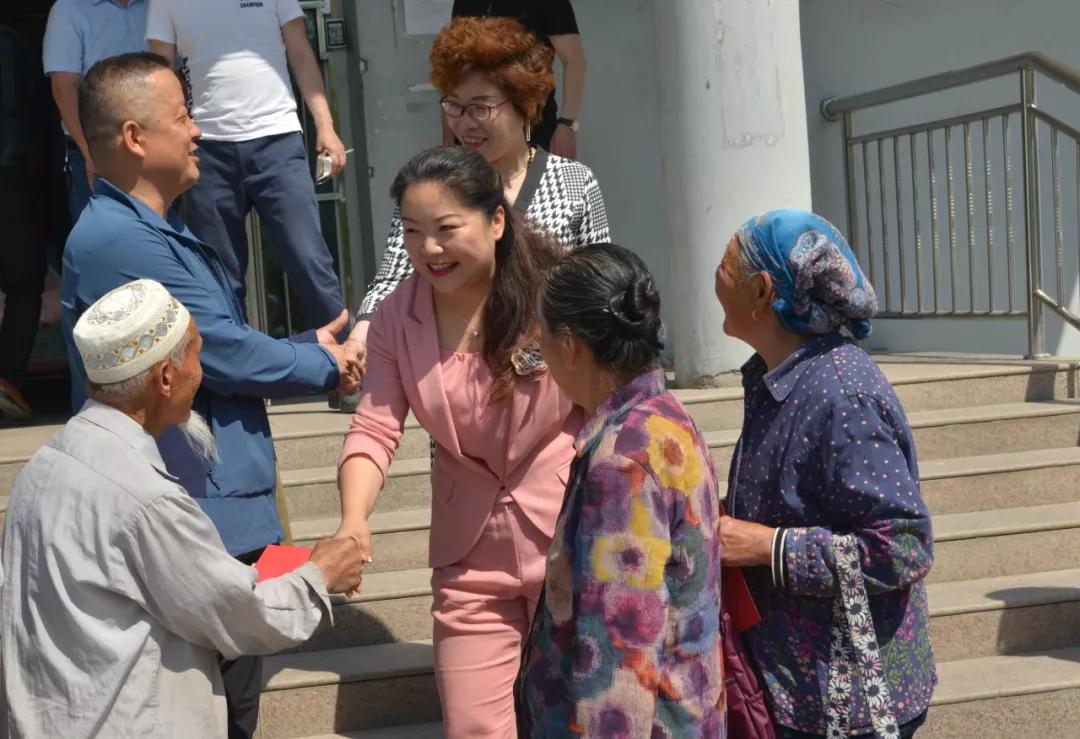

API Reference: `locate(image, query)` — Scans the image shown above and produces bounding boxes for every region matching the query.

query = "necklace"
[461,312,484,341]
[504,145,536,185]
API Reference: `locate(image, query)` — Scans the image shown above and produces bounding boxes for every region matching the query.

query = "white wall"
[800,0,1080,357]
[574,0,668,317]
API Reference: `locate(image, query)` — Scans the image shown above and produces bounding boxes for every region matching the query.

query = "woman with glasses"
[342,16,609,374]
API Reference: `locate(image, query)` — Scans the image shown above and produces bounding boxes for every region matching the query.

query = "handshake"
[315,310,369,395]
[307,536,373,595]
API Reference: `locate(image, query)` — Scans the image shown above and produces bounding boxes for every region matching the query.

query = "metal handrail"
[822,52,1080,119]
[822,51,1080,358]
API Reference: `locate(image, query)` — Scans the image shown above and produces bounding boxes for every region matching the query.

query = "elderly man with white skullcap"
[0,280,366,739]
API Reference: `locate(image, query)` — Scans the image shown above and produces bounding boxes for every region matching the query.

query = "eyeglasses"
[440,98,511,121]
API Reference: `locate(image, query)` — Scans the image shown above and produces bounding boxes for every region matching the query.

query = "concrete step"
[880,359,1068,415]
[920,446,1080,515]
[1,363,1073,496]
[266,602,1080,738]
[931,502,1080,583]
[291,509,429,575]
[5,441,1075,537]
[271,410,428,473]
[257,641,439,739]
[291,498,1080,582]
[293,564,1080,657]
[294,568,433,652]
[265,362,1072,473]
[928,569,1080,661]
[281,411,1080,527]
[7,441,1080,537]
[283,458,431,520]
[709,399,1080,471]
[925,647,1080,737]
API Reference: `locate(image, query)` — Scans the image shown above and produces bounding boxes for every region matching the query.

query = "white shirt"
[0,400,331,738]
[145,0,304,141]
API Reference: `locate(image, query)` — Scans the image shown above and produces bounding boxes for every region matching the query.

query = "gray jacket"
[0,400,331,738]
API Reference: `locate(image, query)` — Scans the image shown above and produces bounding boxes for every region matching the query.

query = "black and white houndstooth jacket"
[356,149,611,318]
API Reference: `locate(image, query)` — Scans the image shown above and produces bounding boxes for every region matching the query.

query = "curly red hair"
[430,17,555,125]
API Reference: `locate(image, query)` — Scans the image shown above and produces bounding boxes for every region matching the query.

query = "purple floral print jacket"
[521,369,725,737]
[732,333,936,734]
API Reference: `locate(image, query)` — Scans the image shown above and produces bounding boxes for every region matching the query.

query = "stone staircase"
[4,357,1080,737]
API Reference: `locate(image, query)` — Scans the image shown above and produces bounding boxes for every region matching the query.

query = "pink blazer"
[339,275,582,568]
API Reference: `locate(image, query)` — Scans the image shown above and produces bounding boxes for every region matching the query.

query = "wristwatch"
[557,117,580,132]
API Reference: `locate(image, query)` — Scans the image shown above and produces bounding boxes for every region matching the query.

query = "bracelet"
[771,527,788,590]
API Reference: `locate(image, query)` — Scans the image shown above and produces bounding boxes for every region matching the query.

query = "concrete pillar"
[655,0,814,386]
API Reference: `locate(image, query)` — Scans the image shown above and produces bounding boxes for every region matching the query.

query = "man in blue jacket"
[59,52,355,739]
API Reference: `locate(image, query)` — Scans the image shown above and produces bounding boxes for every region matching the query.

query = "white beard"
[179,410,219,464]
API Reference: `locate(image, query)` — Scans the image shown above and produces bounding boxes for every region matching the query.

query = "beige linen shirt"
[0,400,331,738]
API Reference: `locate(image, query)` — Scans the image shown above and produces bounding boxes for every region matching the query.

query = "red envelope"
[718,502,763,633]
[723,566,762,633]
[254,544,313,582]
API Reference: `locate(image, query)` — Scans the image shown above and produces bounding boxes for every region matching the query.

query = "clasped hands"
[306,517,373,597]
[316,310,365,394]
[328,517,373,597]
[308,536,369,595]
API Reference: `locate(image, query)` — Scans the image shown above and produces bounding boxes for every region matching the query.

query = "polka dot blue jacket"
[729,333,936,734]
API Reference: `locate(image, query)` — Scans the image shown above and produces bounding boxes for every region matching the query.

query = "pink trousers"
[430,494,550,738]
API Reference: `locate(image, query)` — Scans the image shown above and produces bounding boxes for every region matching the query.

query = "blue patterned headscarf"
[735,209,877,340]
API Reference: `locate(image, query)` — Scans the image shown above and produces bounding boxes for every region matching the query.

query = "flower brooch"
[510,342,547,377]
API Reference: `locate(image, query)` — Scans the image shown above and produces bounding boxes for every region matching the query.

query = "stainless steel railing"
[822,52,1080,357]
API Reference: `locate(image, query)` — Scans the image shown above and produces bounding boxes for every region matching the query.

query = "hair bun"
[607,276,660,335]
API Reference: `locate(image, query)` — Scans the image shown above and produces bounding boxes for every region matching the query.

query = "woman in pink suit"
[336,146,581,737]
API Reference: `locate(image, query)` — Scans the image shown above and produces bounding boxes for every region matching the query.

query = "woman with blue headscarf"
[713,210,936,738]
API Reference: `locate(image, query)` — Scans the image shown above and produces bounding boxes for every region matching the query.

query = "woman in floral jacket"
[714,210,935,738]
[522,243,725,737]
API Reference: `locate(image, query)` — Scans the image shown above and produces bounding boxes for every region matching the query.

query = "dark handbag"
[722,565,777,739]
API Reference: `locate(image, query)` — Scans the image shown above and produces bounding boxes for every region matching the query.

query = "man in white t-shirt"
[146,0,347,345]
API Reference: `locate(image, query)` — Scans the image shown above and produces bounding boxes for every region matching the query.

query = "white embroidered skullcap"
[73,279,192,384]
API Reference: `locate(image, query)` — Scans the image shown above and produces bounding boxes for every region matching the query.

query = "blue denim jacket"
[731,333,936,734]
[61,180,338,555]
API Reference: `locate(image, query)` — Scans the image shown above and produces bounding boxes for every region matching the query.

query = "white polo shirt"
[145,0,305,142]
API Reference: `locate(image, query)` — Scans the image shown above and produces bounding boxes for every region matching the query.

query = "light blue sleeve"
[42,0,84,75]
[144,0,176,45]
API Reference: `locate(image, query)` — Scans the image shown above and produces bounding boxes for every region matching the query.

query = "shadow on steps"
[986,586,1080,658]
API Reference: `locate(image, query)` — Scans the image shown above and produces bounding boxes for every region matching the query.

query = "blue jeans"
[184,131,345,331]
[66,140,91,224]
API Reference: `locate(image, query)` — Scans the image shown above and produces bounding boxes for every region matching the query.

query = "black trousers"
[219,547,267,739]
[0,160,46,389]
